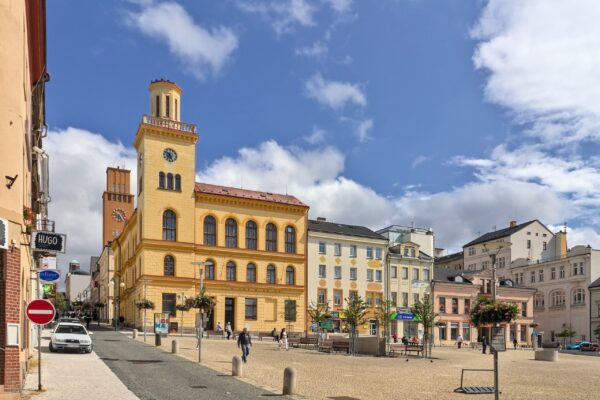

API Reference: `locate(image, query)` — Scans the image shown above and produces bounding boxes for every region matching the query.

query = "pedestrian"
[392,332,398,343]
[401,335,408,345]
[85,314,91,330]
[271,327,279,342]
[513,338,518,350]
[216,322,223,336]
[279,328,288,351]
[225,322,232,340]
[482,335,488,354]
[237,328,252,363]
[456,334,463,349]
[119,315,125,329]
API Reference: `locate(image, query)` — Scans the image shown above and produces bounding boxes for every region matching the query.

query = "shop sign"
[320,319,334,330]
[330,311,339,319]
[154,313,170,334]
[395,313,415,321]
[31,231,66,253]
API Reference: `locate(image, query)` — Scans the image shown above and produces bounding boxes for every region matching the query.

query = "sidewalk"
[23,330,138,400]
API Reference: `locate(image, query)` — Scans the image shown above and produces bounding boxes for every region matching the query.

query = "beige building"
[0,0,50,393]
[96,245,115,323]
[307,218,388,335]
[435,251,463,270]
[589,278,600,342]
[378,225,434,338]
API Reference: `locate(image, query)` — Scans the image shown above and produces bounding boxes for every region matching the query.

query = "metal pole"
[491,253,499,400]
[144,280,147,342]
[198,313,203,363]
[37,324,42,391]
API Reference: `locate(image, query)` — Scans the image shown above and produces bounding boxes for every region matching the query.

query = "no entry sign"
[26,300,56,325]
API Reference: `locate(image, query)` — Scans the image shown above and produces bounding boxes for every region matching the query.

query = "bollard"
[232,356,243,377]
[172,339,179,354]
[155,333,162,347]
[132,329,138,339]
[282,367,297,395]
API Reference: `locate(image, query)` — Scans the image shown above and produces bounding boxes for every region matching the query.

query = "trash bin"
[155,333,162,346]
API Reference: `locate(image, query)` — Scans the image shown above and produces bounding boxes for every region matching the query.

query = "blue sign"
[395,313,414,321]
[39,270,60,283]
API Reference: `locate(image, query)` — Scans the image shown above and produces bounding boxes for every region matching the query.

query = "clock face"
[111,208,127,222]
[163,148,177,163]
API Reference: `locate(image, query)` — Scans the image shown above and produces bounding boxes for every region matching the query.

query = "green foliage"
[71,300,83,308]
[94,302,106,308]
[176,303,191,312]
[135,299,155,310]
[307,302,331,324]
[81,302,91,311]
[55,292,68,312]
[189,288,215,313]
[555,323,576,339]
[376,300,396,338]
[344,295,369,330]
[470,296,519,326]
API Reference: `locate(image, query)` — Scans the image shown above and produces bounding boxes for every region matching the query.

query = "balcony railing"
[36,219,55,232]
[141,115,196,133]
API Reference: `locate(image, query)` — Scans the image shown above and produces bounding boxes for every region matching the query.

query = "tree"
[555,323,576,347]
[307,302,331,346]
[411,299,437,358]
[375,300,396,354]
[54,292,68,313]
[343,295,369,355]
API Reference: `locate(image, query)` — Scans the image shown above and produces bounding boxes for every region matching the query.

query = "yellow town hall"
[111,80,308,333]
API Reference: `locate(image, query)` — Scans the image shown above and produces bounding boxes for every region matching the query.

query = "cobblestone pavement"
[139,333,600,400]
[23,330,138,400]
[93,327,277,400]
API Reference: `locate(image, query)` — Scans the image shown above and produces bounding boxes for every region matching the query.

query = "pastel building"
[589,278,600,342]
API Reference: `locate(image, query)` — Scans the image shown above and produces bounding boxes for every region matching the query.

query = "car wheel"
[49,343,57,353]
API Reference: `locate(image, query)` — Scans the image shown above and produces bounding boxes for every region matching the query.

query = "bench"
[300,336,318,348]
[319,339,333,353]
[389,343,404,357]
[288,337,301,348]
[332,341,350,353]
[204,330,223,339]
[403,342,423,356]
[258,332,277,341]
[454,368,495,394]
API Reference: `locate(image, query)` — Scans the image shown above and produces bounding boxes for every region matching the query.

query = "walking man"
[456,334,463,349]
[481,335,488,354]
[225,322,232,340]
[237,328,252,363]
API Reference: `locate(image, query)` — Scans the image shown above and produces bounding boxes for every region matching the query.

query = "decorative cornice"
[134,123,198,148]
[196,193,308,214]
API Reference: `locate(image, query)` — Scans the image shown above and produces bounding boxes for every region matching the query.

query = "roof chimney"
[317,217,326,222]
[510,220,517,228]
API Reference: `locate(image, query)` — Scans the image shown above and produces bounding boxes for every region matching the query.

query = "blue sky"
[45,0,600,270]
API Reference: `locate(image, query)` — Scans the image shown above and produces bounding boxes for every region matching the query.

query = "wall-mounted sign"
[330,312,340,319]
[0,218,8,250]
[31,231,66,253]
[39,269,60,283]
[40,256,57,269]
[395,313,415,321]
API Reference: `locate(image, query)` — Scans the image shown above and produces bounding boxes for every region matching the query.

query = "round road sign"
[26,299,56,325]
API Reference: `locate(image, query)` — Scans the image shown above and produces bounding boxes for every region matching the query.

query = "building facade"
[102,167,134,246]
[112,80,308,333]
[307,218,388,334]
[435,251,464,270]
[65,271,91,304]
[432,269,535,346]
[0,0,50,393]
[589,278,600,342]
[97,245,114,322]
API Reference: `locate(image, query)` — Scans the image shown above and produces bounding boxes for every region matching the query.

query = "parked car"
[579,342,599,352]
[49,323,93,353]
[565,341,582,350]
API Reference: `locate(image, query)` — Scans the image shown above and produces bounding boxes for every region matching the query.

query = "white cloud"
[304,127,327,144]
[324,0,352,14]
[238,0,316,34]
[411,155,428,168]
[295,41,328,58]
[46,128,137,273]
[472,0,600,143]
[355,118,373,142]
[548,225,600,250]
[126,1,238,80]
[304,72,366,110]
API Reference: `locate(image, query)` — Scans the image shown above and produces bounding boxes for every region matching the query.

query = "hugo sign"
[31,231,66,253]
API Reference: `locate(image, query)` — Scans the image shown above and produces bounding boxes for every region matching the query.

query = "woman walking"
[279,328,288,351]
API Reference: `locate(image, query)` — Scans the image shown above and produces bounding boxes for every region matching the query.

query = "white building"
[589,278,600,342]
[65,270,91,304]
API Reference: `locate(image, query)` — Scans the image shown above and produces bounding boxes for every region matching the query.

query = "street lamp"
[191,261,205,363]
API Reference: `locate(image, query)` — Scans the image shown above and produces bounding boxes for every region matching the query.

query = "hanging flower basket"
[176,303,190,312]
[529,322,539,328]
[434,321,447,327]
[470,296,518,326]
[94,302,106,308]
[136,299,155,310]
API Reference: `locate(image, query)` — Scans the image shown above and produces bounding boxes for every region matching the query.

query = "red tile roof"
[194,182,308,207]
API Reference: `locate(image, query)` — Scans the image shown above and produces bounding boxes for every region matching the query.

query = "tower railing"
[141,115,196,133]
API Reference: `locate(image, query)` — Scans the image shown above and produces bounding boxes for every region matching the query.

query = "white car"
[49,323,93,353]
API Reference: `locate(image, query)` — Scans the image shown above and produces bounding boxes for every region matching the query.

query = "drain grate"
[190,385,207,389]
[127,359,163,364]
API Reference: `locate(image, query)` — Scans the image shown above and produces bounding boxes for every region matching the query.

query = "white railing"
[141,115,196,133]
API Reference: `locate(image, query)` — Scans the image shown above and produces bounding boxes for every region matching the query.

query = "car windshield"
[55,325,87,334]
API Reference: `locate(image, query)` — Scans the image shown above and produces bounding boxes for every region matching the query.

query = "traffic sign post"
[26,299,56,391]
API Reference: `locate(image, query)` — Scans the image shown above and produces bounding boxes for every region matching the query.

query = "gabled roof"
[435,251,464,264]
[308,220,387,241]
[463,220,546,248]
[195,182,307,207]
[590,276,600,289]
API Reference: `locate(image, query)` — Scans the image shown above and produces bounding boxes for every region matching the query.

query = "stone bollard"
[132,329,138,339]
[172,339,179,354]
[232,356,243,377]
[283,367,297,395]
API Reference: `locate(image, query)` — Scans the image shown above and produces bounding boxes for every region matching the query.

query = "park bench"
[332,341,350,353]
[288,337,301,348]
[204,330,223,339]
[470,342,481,350]
[319,339,334,353]
[454,368,496,394]
[300,336,318,348]
[403,342,423,356]
[258,332,277,341]
[389,343,404,357]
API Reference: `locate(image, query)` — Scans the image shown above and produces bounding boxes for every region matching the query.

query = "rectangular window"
[319,241,326,254]
[412,268,419,281]
[166,95,170,118]
[521,302,527,317]
[350,267,357,280]
[334,243,341,256]
[527,240,531,249]
[402,292,408,307]
[318,289,326,305]
[572,264,578,276]
[520,324,527,342]
[162,293,177,317]
[156,95,160,116]
[439,326,447,340]
[245,298,257,320]
[543,241,547,250]
[498,257,505,268]
[450,323,458,340]
[318,264,326,278]
[464,299,470,314]
[423,268,430,281]
[530,271,536,283]
[350,245,357,257]
[333,290,342,306]
[559,266,565,278]
[284,300,296,322]
[468,247,475,256]
[175,99,178,120]
[451,298,458,314]
[246,265,256,283]
[376,248,382,259]
[439,297,446,313]
[391,292,397,306]
[349,290,358,301]
[462,323,471,341]
[375,294,382,307]
[551,267,556,280]
[375,270,382,282]
[579,263,584,275]
[412,293,419,305]
[391,266,397,278]
[334,266,342,279]
[402,267,408,280]
[367,269,373,282]
[366,247,373,259]
[482,260,489,269]
[538,269,544,282]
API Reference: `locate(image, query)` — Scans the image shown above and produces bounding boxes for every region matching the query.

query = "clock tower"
[102,167,134,246]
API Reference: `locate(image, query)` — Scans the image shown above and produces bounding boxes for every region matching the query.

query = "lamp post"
[143,279,148,342]
[191,261,205,363]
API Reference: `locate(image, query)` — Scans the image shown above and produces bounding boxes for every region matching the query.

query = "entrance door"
[225,298,235,331]
[369,320,378,336]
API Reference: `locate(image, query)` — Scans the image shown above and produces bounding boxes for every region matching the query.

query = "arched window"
[246,221,257,250]
[551,290,565,307]
[159,172,165,189]
[266,264,276,284]
[162,210,176,241]
[226,261,236,281]
[175,174,181,191]
[205,260,215,280]
[285,226,296,253]
[167,173,174,190]
[572,288,585,304]
[286,266,295,285]
[534,293,545,308]
[266,223,277,251]
[225,218,238,248]
[164,255,175,276]
[246,263,256,283]
[203,216,216,245]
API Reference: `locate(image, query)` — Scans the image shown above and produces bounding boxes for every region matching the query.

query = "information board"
[491,326,506,352]
[154,313,170,334]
